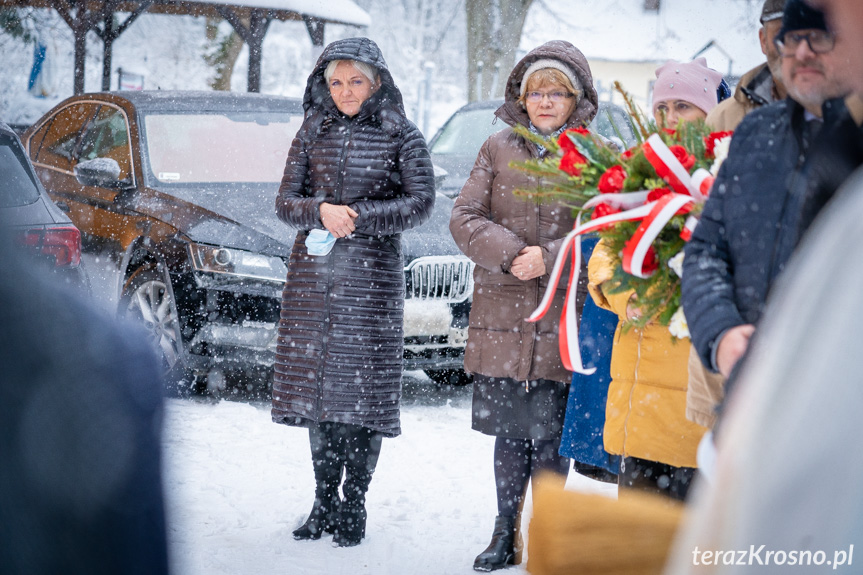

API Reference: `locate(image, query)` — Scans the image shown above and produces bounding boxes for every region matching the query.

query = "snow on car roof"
[95,90,305,112]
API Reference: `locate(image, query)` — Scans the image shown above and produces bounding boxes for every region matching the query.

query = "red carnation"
[557,127,590,153]
[647,187,672,202]
[669,145,696,170]
[559,149,588,176]
[704,130,734,158]
[621,148,636,160]
[598,165,627,194]
[663,128,677,137]
[590,203,621,231]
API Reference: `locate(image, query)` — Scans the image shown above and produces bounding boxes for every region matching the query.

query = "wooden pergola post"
[303,15,324,64]
[52,0,99,94]
[216,5,271,93]
[94,0,154,90]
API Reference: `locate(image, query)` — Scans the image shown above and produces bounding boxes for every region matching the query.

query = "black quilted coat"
[272,38,435,437]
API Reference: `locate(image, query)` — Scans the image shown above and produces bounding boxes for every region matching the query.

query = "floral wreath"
[512,84,733,374]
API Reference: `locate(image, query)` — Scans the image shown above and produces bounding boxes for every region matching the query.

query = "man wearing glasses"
[706,0,787,131]
[682,0,849,392]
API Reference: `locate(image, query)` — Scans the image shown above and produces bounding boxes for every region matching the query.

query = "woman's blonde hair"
[324,59,379,87]
[517,68,581,108]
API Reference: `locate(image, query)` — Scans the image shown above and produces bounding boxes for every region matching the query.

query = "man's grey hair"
[324,60,378,86]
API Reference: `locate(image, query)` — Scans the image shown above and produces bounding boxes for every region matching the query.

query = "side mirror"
[74,158,124,188]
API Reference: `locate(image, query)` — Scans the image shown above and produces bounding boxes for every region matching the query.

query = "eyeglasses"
[525,91,574,103]
[774,30,835,56]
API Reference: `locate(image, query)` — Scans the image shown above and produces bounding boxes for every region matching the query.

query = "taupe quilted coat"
[450,40,597,384]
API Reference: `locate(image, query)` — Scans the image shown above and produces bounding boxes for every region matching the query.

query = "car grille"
[405,256,473,303]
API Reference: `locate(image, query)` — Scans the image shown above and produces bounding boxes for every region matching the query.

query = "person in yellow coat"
[588,240,707,501]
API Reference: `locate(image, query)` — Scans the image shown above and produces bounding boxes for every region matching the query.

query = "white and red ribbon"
[527,134,711,375]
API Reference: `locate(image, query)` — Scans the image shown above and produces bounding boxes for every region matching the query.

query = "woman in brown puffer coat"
[449,40,597,572]
[273,37,435,548]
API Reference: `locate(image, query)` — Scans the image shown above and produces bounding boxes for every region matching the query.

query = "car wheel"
[120,264,195,393]
[424,368,473,386]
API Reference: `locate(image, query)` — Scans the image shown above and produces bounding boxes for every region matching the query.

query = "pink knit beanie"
[652,58,724,116]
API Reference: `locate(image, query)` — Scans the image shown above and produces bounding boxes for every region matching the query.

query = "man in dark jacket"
[706,0,787,131]
[0,246,169,575]
[683,0,850,379]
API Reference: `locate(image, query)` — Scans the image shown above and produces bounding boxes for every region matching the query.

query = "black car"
[22,91,472,392]
[0,122,88,291]
[428,99,638,197]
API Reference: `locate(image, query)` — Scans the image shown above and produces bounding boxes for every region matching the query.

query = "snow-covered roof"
[198,0,370,26]
[0,0,371,27]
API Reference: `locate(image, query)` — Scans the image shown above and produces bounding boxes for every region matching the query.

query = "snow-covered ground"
[81,249,616,575]
[161,381,615,575]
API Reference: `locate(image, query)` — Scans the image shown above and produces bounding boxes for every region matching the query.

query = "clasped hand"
[510,246,545,281]
[320,202,358,238]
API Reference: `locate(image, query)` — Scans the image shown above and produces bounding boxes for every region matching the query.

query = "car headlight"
[189,243,287,282]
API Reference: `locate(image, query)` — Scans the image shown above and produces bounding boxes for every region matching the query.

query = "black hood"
[302,37,406,124]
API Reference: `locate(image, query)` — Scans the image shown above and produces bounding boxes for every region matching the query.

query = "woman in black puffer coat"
[273,37,435,547]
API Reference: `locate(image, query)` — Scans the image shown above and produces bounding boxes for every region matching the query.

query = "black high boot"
[333,426,382,547]
[473,515,523,572]
[293,424,343,540]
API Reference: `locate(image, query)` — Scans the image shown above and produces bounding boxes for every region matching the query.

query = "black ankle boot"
[473,515,523,571]
[292,491,339,540]
[333,502,367,547]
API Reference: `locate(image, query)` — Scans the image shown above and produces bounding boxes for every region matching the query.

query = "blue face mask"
[305,228,336,256]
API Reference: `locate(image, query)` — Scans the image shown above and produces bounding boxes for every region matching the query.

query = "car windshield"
[143,112,303,185]
[0,135,40,208]
[430,103,637,157]
[430,108,503,155]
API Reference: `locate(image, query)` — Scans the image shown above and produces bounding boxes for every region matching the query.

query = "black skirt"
[471,375,569,440]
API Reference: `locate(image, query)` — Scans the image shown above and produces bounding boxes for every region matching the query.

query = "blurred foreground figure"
[528,174,863,575]
[664,3,863,569]
[0,245,169,574]
[529,475,683,575]
[664,172,863,574]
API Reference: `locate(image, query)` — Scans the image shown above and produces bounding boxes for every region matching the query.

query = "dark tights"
[494,436,570,517]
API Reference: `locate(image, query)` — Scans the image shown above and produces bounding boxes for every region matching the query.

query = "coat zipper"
[316,118,353,419]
